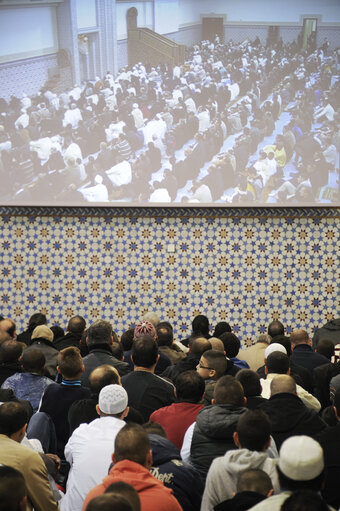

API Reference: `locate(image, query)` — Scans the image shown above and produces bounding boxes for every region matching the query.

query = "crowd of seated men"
[0,34,338,205]
[0,310,339,510]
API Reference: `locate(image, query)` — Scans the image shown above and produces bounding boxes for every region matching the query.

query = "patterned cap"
[133,321,157,340]
[98,384,128,415]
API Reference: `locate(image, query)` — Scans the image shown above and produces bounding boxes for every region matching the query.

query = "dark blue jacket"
[148,433,203,511]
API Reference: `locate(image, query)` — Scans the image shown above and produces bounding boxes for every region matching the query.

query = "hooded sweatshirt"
[82,459,182,511]
[312,318,340,348]
[201,448,279,511]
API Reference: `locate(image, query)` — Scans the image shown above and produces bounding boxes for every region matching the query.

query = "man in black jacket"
[81,320,129,386]
[290,330,329,372]
[53,315,86,352]
[259,374,326,450]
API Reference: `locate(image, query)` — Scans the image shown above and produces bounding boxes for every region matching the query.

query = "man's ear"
[174,388,177,398]
[267,488,274,498]
[233,431,241,448]
[95,404,100,416]
[243,396,247,406]
[211,398,216,405]
[209,369,216,379]
[57,366,61,374]
[307,338,312,347]
[121,406,129,420]
[145,449,153,469]
[85,336,89,346]
[264,365,268,375]
[19,495,27,511]
[263,436,271,451]
[287,367,291,375]
[109,336,113,346]
[112,453,116,464]
[80,363,85,374]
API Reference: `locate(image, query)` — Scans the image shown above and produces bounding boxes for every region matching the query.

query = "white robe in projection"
[141,118,167,145]
[63,108,82,129]
[106,160,132,187]
[80,176,109,202]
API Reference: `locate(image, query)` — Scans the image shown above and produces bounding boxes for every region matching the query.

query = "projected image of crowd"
[0,35,339,206]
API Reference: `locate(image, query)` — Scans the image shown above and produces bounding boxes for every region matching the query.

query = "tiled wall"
[0,209,338,345]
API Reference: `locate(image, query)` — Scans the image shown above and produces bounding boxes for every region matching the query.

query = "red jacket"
[82,459,182,511]
[150,402,203,449]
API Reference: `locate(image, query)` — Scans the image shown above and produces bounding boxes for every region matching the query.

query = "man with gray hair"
[81,320,129,386]
[259,374,326,450]
[61,384,129,511]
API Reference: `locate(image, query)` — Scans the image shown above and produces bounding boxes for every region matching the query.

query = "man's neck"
[134,366,155,374]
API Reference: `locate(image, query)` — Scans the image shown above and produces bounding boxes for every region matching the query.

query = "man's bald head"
[189,337,212,355]
[208,337,225,352]
[0,319,16,338]
[89,365,120,395]
[290,330,310,347]
[0,329,11,346]
[270,374,297,396]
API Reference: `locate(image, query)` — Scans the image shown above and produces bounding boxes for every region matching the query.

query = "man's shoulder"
[250,492,291,511]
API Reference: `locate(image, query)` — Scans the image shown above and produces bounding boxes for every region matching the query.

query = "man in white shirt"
[60,384,129,511]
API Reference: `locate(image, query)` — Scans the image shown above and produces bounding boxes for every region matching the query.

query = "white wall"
[0,6,58,63]
[154,0,179,34]
[75,0,97,29]
[178,0,340,25]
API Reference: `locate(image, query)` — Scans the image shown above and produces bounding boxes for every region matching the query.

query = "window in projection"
[0,3,339,207]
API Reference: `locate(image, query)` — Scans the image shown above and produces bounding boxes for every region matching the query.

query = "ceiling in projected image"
[0,1,339,207]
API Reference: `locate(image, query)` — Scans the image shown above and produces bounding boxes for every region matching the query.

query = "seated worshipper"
[86,493,134,511]
[260,351,321,411]
[155,322,185,364]
[1,349,53,413]
[0,402,59,511]
[149,370,204,449]
[81,320,129,386]
[315,339,335,361]
[68,364,142,434]
[219,332,249,369]
[201,410,279,511]
[81,175,109,202]
[290,329,330,372]
[249,436,327,511]
[53,316,86,352]
[0,318,16,339]
[213,469,273,511]
[280,490,330,511]
[196,349,227,405]
[24,325,59,379]
[315,388,340,508]
[312,317,340,349]
[122,335,175,422]
[39,346,91,457]
[181,375,247,482]
[124,321,171,375]
[82,423,182,511]
[104,481,140,511]
[0,465,28,511]
[180,314,211,347]
[16,312,47,345]
[236,369,267,409]
[162,337,212,383]
[237,334,271,371]
[259,375,326,451]
[61,385,129,511]
[143,422,204,511]
[0,340,23,386]
[213,322,232,338]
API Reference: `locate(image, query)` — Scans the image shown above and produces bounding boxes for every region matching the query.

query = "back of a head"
[267,320,284,339]
[219,332,241,358]
[175,370,205,403]
[114,423,150,466]
[143,420,167,438]
[257,334,271,345]
[270,335,292,356]
[143,312,160,328]
[236,369,262,397]
[213,321,232,338]
[21,349,45,373]
[0,329,11,347]
[266,352,290,374]
[214,375,245,406]
[290,329,309,347]
[190,337,212,356]
[121,329,134,351]
[316,339,334,360]
[281,490,329,511]
[111,341,124,361]
[105,481,141,511]
[0,340,22,363]
[202,349,227,379]
[237,468,273,496]
[28,313,47,331]
[67,315,86,335]
[208,337,225,352]
[58,346,83,379]
[0,402,28,437]
[192,315,209,336]
[156,324,173,347]
[0,319,16,338]
[132,335,158,368]
[87,494,133,511]
[236,409,271,451]
[89,365,120,395]
[270,374,296,396]
[87,320,112,346]
[0,466,26,511]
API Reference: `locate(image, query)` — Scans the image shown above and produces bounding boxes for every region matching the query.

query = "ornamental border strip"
[0,206,339,219]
